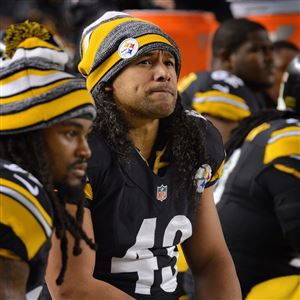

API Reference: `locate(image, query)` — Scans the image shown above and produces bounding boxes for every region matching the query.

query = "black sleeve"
[204,118,225,187]
[85,133,113,208]
[256,161,300,251]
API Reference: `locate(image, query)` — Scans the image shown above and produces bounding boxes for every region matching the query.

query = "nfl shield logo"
[156,184,167,201]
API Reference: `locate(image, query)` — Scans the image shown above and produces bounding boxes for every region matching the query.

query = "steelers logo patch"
[118,38,139,59]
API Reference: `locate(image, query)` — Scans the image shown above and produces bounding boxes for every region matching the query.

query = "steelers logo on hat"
[118,38,139,59]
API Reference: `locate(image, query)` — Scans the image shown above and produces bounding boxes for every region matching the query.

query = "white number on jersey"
[111,216,192,295]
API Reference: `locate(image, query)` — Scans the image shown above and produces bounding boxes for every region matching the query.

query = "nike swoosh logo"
[14,174,39,196]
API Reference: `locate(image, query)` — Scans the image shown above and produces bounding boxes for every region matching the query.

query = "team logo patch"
[156,184,167,201]
[118,38,139,59]
[195,164,212,193]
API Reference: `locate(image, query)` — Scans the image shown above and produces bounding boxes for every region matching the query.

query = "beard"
[54,177,86,205]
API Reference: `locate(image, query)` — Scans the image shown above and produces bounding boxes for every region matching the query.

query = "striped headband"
[78,11,181,95]
[0,22,96,135]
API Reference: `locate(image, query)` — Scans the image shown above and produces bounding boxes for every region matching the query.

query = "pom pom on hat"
[4,20,52,59]
[0,20,96,135]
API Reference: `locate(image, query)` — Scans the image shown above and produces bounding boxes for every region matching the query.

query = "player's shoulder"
[185,109,220,134]
[246,117,300,166]
[185,110,224,154]
[0,159,43,192]
[88,132,115,169]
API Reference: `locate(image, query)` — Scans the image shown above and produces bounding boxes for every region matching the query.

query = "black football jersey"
[85,112,225,299]
[178,70,266,121]
[0,159,53,299]
[216,117,300,298]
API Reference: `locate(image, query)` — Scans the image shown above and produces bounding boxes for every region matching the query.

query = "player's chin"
[154,99,176,116]
[66,174,85,188]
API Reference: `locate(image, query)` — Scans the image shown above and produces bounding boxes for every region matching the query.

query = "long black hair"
[92,82,211,209]
[0,130,96,285]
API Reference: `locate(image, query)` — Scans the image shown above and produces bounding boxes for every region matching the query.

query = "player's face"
[266,48,298,102]
[112,50,178,120]
[229,30,275,91]
[43,118,93,188]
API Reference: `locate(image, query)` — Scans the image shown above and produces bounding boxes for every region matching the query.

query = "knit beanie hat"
[78,11,181,96]
[0,20,96,135]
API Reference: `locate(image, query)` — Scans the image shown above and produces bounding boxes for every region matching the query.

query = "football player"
[178,18,275,143]
[46,11,241,300]
[0,21,96,299]
[216,55,300,298]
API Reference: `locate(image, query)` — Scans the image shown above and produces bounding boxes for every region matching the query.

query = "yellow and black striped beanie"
[0,20,96,135]
[78,11,181,96]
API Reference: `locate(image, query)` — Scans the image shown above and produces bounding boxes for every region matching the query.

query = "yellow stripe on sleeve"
[0,248,22,260]
[264,128,300,164]
[246,123,270,142]
[177,72,197,93]
[0,194,49,260]
[211,159,225,183]
[192,91,250,121]
[1,178,52,227]
[274,164,300,179]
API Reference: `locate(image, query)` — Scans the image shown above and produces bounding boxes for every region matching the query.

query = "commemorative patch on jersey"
[194,164,212,193]
[156,184,167,201]
[118,38,139,59]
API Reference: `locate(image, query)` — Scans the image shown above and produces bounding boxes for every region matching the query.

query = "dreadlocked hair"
[0,130,97,285]
[225,109,300,159]
[92,83,209,210]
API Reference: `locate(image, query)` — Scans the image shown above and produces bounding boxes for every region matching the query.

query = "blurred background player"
[263,40,299,108]
[178,18,275,144]
[216,55,300,298]
[0,20,96,299]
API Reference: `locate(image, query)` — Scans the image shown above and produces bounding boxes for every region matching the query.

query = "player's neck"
[129,119,159,160]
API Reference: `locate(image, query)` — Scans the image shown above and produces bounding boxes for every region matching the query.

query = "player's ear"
[219,48,232,70]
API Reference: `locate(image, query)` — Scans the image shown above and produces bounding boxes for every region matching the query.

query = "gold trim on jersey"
[177,244,188,272]
[0,248,21,260]
[192,91,250,121]
[0,194,50,260]
[211,159,225,183]
[84,182,93,201]
[246,275,300,299]
[1,178,52,227]
[274,164,300,179]
[177,72,197,93]
[246,123,271,142]
[153,145,169,175]
[264,126,300,164]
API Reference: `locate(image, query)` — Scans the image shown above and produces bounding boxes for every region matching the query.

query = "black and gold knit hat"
[0,20,96,135]
[78,11,181,96]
